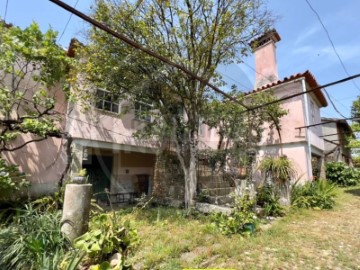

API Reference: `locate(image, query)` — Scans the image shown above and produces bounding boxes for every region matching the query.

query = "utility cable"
[48,0,360,116]
[323,88,348,118]
[57,0,80,43]
[241,73,360,114]
[49,0,250,110]
[305,0,360,92]
[4,0,8,21]
[296,116,360,130]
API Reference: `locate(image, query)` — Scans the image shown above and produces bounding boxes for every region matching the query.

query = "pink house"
[3,29,328,200]
[248,30,328,181]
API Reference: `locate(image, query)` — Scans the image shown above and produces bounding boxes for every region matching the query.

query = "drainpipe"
[302,79,313,180]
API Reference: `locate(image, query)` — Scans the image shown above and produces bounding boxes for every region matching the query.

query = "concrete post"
[70,143,83,178]
[61,184,92,242]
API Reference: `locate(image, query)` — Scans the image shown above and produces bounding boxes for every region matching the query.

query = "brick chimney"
[250,29,281,88]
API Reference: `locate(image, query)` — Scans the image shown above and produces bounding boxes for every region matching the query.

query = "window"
[134,101,152,122]
[95,89,120,113]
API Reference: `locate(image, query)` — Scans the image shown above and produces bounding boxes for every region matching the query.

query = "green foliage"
[0,157,29,201]
[256,185,285,217]
[325,161,360,187]
[259,156,297,184]
[0,205,70,270]
[211,195,257,235]
[79,0,276,208]
[74,213,139,268]
[32,187,65,212]
[352,156,360,168]
[291,180,337,209]
[0,22,74,151]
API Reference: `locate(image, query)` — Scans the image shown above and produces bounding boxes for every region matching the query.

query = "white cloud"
[294,24,321,45]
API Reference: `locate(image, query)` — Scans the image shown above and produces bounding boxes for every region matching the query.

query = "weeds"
[291,179,337,209]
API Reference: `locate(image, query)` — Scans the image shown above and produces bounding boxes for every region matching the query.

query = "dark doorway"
[83,155,113,203]
[136,174,150,195]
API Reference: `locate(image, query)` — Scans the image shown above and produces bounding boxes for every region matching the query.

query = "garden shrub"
[74,212,139,268]
[0,204,71,270]
[291,179,337,209]
[256,185,285,217]
[211,195,257,235]
[326,161,360,186]
[0,158,29,202]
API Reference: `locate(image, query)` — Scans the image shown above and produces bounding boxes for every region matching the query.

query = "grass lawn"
[116,186,360,270]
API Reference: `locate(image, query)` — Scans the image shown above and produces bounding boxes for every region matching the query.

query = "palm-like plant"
[258,156,297,205]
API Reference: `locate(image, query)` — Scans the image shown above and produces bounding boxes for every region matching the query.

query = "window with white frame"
[134,101,152,122]
[95,89,120,113]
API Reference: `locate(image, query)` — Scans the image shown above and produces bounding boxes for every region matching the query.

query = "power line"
[57,0,80,43]
[320,132,352,138]
[323,88,348,118]
[243,62,274,86]
[305,0,360,93]
[295,116,359,130]
[242,73,360,114]
[49,0,250,110]
[48,0,360,118]
[328,93,351,112]
[4,0,8,20]
[217,71,252,91]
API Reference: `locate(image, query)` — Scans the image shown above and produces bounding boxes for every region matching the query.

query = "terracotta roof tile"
[244,70,328,107]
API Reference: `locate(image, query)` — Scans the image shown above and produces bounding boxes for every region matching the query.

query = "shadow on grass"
[345,188,360,197]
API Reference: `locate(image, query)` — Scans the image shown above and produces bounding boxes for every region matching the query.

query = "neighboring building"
[321,117,352,165]
[248,30,328,181]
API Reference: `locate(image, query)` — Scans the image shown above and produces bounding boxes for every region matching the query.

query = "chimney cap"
[249,29,281,50]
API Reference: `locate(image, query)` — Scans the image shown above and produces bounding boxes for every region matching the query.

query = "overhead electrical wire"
[49,0,250,110]
[241,73,360,114]
[3,0,8,21]
[48,0,360,117]
[305,0,360,93]
[323,88,348,118]
[57,0,80,43]
[295,116,360,130]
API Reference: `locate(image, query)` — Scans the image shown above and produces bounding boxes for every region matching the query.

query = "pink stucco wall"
[66,102,159,149]
[2,84,68,197]
[254,78,325,181]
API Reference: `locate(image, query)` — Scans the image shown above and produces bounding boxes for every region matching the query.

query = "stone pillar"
[61,184,92,241]
[319,156,326,180]
[70,143,84,177]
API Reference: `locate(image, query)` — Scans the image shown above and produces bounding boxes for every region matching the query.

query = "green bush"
[0,204,71,270]
[256,185,285,217]
[0,158,29,201]
[291,180,337,209]
[211,195,257,235]
[74,212,139,268]
[326,162,360,186]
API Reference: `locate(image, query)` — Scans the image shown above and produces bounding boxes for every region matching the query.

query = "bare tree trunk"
[183,140,197,209]
[172,118,198,209]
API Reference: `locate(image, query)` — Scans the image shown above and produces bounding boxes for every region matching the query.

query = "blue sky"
[2,0,360,120]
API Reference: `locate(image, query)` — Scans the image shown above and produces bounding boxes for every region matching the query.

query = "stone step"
[198,175,224,183]
[198,180,232,189]
[202,187,234,196]
[208,195,234,205]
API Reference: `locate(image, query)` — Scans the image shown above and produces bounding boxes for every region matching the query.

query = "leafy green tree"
[79,0,277,208]
[204,90,287,176]
[0,22,73,153]
[349,98,360,155]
